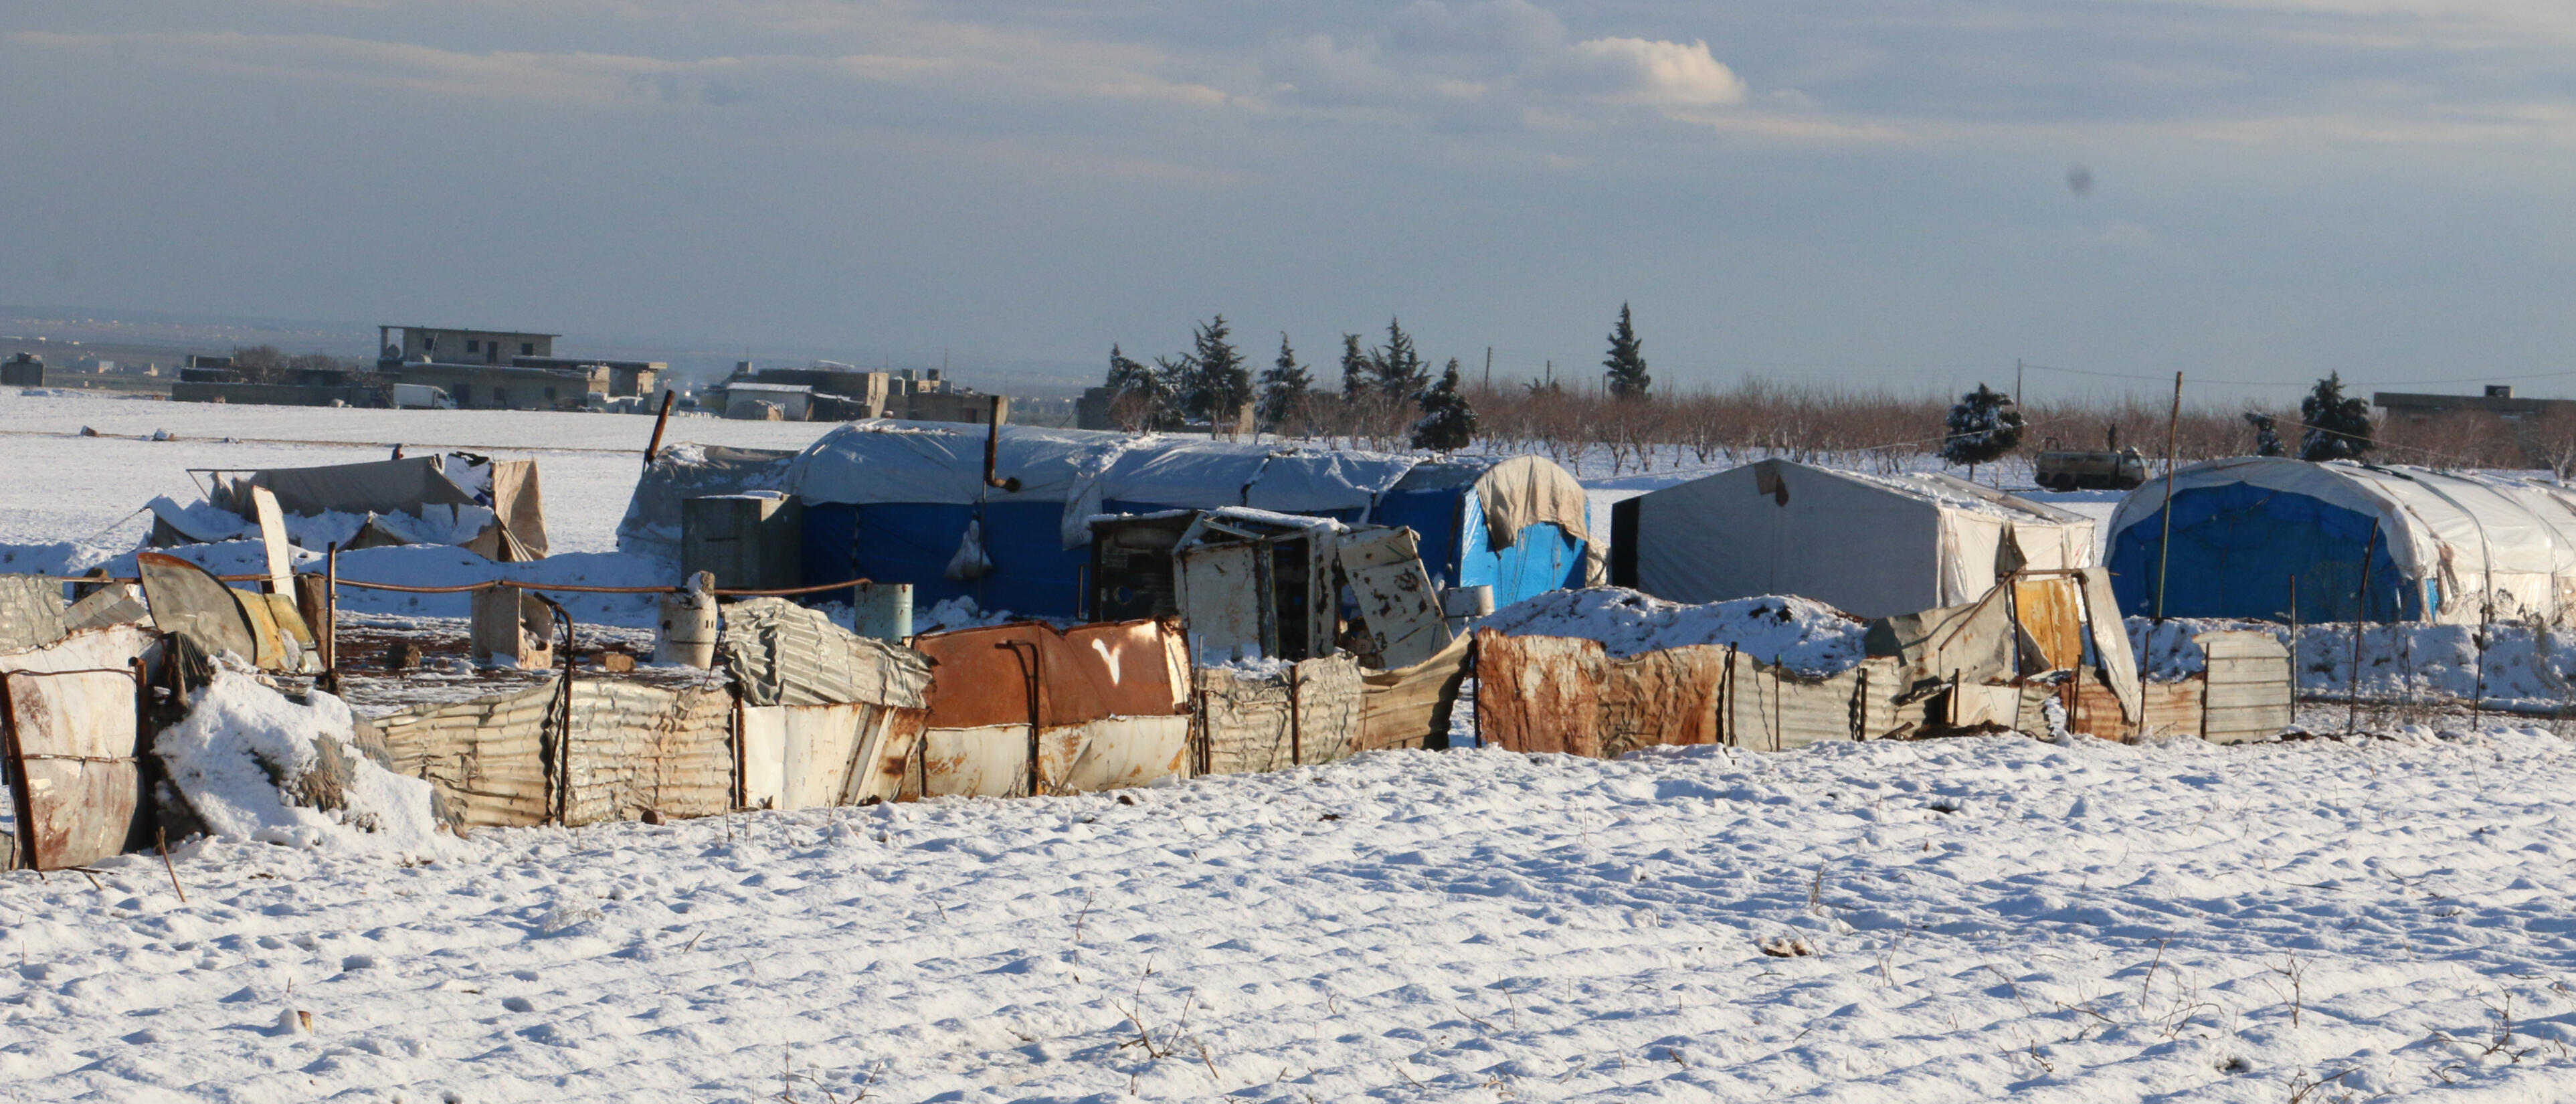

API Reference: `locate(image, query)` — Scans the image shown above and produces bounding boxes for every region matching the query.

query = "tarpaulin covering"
[1198,654,1365,774]
[1617,458,2094,618]
[234,456,480,518]
[1479,629,1924,757]
[1864,591,2019,691]
[721,597,931,709]
[0,626,155,870]
[615,444,798,558]
[2107,457,2576,626]
[2078,567,2144,723]
[781,421,1592,617]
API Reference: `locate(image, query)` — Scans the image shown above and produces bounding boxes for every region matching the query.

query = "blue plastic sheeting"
[804,501,1091,617]
[2106,482,2419,623]
[1461,513,1586,607]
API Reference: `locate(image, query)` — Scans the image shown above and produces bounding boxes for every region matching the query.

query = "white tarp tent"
[786,420,1429,548]
[2106,458,2576,626]
[1612,458,2096,619]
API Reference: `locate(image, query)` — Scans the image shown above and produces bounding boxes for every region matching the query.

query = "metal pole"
[2347,525,2378,737]
[2154,371,2183,622]
[2287,574,2298,711]
[642,389,675,466]
[323,541,339,674]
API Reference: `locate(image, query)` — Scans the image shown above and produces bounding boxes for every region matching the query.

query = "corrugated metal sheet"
[723,597,931,709]
[3,666,141,870]
[559,680,735,826]
[1199,654,1366,773]
[2198,630,2292,744]
[373,682,555,829]
[2013,577,2084,671]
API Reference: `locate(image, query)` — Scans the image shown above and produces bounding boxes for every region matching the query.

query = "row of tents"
[626,422,2576,635]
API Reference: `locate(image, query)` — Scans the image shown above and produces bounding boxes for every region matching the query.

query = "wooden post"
[323,542,339,673]
[2154,371,2183,622]
[1287,661,1303,766]
[2347,525,2378,737]
[2286,573,2298,711]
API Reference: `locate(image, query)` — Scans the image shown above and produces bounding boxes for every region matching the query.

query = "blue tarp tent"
[2106,457,2576,625]
[778,421,1598,618]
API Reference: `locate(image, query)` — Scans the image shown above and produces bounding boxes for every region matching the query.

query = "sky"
[4,0,2575,401]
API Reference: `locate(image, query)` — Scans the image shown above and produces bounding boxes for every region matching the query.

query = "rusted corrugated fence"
[1477,626,2294,756]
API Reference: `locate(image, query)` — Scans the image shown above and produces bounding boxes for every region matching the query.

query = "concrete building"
[721,381,814,421]
[391,363,608,411]
[2375,385,2576,424]
[713,362,999,424]
[378,326,556,367]
[513,355,660,397]
[1,353,43,388]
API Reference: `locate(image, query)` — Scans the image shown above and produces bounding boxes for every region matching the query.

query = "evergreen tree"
[1369,317,1429,397]
[1338,334,1370,400]
[2298,372,2375,462]
[1257,333,1313,432]
[1188,314,1250,428]
[2243,411,2286,457]
[1940,383,2025,476]
[1411,357,1478,452]
[1104,343,1170,430]
[1602,302,1651,399]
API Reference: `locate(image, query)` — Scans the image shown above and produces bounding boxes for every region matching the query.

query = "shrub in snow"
[155,664,458,857]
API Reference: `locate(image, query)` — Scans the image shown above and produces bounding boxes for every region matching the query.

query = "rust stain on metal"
[4,668,143,870]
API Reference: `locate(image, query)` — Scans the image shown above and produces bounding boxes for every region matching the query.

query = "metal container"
[655,572,720,668]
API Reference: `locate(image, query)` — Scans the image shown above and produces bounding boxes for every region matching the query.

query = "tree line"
[1101,304,1652,452]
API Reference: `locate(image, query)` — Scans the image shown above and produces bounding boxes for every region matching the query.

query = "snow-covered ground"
[16,733,2576,1101]
[0,389,841,555]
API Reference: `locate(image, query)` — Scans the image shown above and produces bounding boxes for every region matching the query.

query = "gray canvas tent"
[1609,459,2095,619]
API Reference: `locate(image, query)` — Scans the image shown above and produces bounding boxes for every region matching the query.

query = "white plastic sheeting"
[2108,458,2576,626]
[785,420,1428,548]
[1625,459,2095,618]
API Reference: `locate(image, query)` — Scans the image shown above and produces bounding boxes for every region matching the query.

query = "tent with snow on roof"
[779,420,1596,618]
[2105,456,2576,625]
[1607,458,2095,619]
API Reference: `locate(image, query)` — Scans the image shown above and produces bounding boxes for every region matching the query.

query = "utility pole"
[1483,347,1492,390]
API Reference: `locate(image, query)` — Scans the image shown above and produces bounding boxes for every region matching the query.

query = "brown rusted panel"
[856,707,927,804]
[2013,577,2084,672]
[1598,644,1728,756]
[915,618,1188,731]
[6,669,141,870]
[1473,630,1604,755]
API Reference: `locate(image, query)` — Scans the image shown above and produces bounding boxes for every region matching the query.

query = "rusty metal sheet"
[1338,526,1453,669]
[1042,715,1190,794]
[915,618,1186,731]
[1598,645,1728,756]
[139,551,257,664]
[5,668,140,870]
[2013,576,2084,672]
[916,723,1031,798]
[1358,630,1471,751]
[856,708,927,804]
[1474,630,1605,756]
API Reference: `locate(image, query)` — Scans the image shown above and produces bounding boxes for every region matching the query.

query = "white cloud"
[1553,37,1746,106]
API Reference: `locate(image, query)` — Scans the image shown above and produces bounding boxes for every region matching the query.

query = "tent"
[781,420,1596,618]
[2105,457,2576,625]
[187,456,549,562]
[1608,458,2095,619]
[614,444,800,559]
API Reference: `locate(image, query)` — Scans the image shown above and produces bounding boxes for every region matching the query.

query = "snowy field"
[0,390,840,554]
[13,733,2576,1101]
[8,395,2576,1100]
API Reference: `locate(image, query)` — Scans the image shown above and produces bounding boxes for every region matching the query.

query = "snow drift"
[155,665,459,858]
[1477,586,1868,674]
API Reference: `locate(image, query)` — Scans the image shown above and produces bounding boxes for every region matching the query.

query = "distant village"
[0,323,1094,428]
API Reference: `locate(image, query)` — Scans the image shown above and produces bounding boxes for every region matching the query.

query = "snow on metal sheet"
[3,667,140,870]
